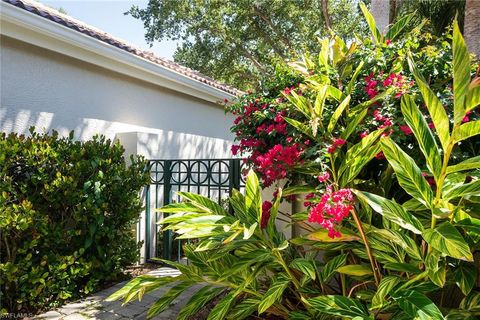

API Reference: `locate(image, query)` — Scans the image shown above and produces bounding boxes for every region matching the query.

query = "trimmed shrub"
[0,129,149,313]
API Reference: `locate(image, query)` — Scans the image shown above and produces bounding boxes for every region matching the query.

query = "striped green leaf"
[227,298,260,320]
[309,295,370,319]
[290,258,316,280]
[258,278,290,314]
[423,222,473,261]
[381,137,434,208]
[466,79,480,112]
[385,13,414,41]
[354,190,424,234]
[401,94,442,180]
[341,108,368,140]
[147,281,194,318]
[407,56,450,150]
[443,179,480,200]
[207,291,237,320]
[177,287,224,320]
[177,192,227,215]
[321,254,347,283]
[336,264,372,276]
[453,120,480,143]
[346,61,364,95]
[245,170,262,226]
[371,276,401,310]
[447,155,480,174]
[327,95,351,133]
[284,117,315,138]
[453,263,477,296]
[452,20,471,124]
[359,2,382,44]
[391,290,445,320]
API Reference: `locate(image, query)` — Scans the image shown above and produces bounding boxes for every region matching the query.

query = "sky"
[41,0,178,59]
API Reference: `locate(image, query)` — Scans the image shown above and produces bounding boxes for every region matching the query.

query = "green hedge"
[0,129,149,313]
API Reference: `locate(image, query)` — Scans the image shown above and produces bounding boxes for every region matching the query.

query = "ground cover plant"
[110,4,480,319]
[0,129,149,314]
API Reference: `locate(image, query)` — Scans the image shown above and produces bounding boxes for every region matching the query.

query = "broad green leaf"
[391,290,445,320]
[383,262,422,274]
[456,218,480,235]
[336,264,372,276]
[423,222,473,261]
[290,258,316,280]
[177,192,227,216]
[321,253,347,283]
[452,120,480,143]
[159,203,205,213]
[309,295,369,319]
[284,117,315,138]
[460,291,480,310]
[401,94,442,179]
[245,170,262,226]
[381,137,434,208]
[447,156,480,174]
[452,20,471,124]
[314,85,329,117]
[371,276,401,310]
[359,2,382,43]
[372,229,422,260]
[284,91,311,118]
[425,250,446,287]
[385,13,414,41]
[229,189,249,224]
[147,281,194,318]
[339,129,384,185]
[283,185,317,196]
[258,278,290,314]
[306,228,360,242]
[443,179,480,200]
[207,291,236,320]
[402,198,428,212]
[327,95,351,133]
[177,287,224,320]
[466,79,480,112]
[341,108,368,140]
[354,191,424,234]
[318,38,329,68]
[407,56,450,150]
[346,61,364,95]
[453,263,477,296]
[226,298,260,320]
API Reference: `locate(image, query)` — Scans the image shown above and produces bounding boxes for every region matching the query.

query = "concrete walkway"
[34,267,201,320]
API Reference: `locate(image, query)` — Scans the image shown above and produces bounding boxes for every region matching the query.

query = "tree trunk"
[464,0,480,58]
[370,0,390,33]
[320,0,332,31]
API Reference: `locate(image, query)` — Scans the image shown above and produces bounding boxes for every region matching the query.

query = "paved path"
[33,267,200,320]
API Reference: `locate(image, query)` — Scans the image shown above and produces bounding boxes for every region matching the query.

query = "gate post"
[163,160,173,260]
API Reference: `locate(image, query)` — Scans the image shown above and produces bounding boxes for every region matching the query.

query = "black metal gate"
[142,159,244,263]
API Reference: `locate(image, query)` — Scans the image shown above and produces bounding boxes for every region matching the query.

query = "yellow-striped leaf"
[452,20,471,124]
[423,222,473,261]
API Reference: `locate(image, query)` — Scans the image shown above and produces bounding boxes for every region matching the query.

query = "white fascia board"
[0,2,237,104]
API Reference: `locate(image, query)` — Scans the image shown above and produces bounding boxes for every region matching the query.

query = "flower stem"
[351,208,381,286]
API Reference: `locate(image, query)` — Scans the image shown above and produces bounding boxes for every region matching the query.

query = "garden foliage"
[111,3,480,319]
[0,130,149,313]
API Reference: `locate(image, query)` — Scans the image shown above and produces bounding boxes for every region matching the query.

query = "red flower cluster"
[308,187,354,238]
[365,72,411,100]
[327,138,346,154]
[261,201,272,229]
[254,144,303,186]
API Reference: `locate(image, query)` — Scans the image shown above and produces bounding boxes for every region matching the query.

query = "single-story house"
[0,0,240,160]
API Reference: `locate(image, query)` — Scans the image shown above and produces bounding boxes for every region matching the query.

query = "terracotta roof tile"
[2,0,240,96]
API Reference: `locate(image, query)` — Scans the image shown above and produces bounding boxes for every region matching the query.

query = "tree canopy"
[128,0,366,90]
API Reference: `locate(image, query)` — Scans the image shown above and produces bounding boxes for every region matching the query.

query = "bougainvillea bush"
[111,4,480,319]
[0,130,149,314]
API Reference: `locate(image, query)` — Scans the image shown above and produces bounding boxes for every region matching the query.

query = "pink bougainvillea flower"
[375,151,385,160]
[400,125,413,136]
[261,201,272,229]
[318,172,330,183]
[231,145,240,156]
[304,193,315,207]
[428,122,435,129]
[360,131,369,138]
[386,39,392,46]
[327,145,336,154]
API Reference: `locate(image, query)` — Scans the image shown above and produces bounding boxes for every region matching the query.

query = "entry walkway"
[34,267,200,320]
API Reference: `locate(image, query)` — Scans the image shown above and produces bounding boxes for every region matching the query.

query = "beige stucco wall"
[0,36,235,159]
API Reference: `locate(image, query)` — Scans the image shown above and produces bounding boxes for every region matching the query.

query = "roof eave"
[0,1,238,104]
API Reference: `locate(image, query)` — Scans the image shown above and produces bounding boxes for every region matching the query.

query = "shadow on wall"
[0,108,233,159]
